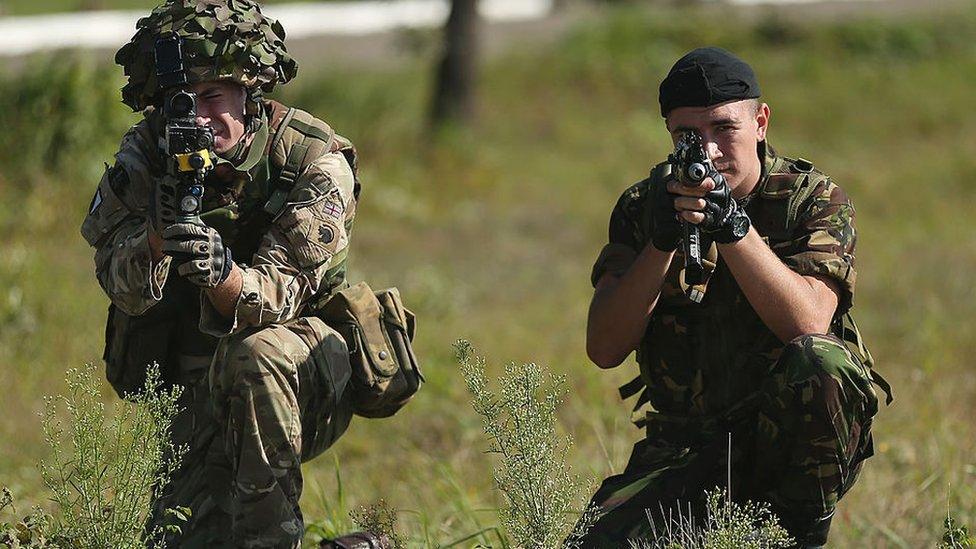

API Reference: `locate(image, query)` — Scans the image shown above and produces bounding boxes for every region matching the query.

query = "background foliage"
[1,2,975,546]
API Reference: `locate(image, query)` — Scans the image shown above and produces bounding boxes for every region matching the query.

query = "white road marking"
[0,0,554,56]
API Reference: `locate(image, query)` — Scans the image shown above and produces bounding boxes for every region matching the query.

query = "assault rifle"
[667,130,729,288]
[154,33,214,224]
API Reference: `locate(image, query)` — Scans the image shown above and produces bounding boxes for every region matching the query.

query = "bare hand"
[667,177,716,224]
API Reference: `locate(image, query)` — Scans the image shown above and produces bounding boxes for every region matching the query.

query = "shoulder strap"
[263,105,338,216]
[618,374,652,429]
[264,99,295,157]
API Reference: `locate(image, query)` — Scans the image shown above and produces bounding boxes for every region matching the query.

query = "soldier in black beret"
[579,47,890,548]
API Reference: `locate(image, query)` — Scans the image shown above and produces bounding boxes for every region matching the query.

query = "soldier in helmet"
[580,47,891,548]
[80,1,394,546]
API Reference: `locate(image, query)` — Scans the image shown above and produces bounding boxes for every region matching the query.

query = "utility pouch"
[103,298,180,399]
[318,281,423,418]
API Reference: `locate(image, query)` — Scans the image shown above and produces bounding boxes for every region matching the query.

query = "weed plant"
[941,516,976,548]
[456,340,598,548]
[349,500,402,549]
[631,489,793,549]
[0,363,185,548]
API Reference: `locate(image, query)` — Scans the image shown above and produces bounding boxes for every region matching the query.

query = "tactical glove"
[149,175,180,234]
[648,177,683,252]
[160,222,234,288]
[699,184,751,244]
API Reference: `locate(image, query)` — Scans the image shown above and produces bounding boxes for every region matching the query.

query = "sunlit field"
[1,2,975,546]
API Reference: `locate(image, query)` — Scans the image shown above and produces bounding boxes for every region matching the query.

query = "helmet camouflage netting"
[115,0,298,111]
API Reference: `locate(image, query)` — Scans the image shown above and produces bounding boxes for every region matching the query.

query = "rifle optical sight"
[162,91,214,174]
[167,91,196,119]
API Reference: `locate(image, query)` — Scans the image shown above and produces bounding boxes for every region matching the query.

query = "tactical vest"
[103,101,360,396]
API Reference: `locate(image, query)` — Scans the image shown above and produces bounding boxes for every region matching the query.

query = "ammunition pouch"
[318,282,423,418]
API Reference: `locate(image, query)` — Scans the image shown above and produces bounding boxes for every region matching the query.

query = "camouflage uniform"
[79,2,372,545]
[82,103,358,548]
[582,143,887,547]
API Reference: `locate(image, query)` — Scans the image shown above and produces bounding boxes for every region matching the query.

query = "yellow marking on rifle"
[175,149,213,172]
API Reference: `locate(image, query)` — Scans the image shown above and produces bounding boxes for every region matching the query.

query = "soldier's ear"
[756,102,770,142]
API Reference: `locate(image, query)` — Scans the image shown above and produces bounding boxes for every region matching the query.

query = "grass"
[1,364,184,548]
[456,340,598,548]
[632,488,794,549]
[1,2,975,546]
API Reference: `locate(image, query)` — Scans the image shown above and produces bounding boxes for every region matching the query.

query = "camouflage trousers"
[579,334,880,548]
[149,316,354,548]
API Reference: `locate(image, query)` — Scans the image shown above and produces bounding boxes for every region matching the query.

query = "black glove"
[648,177,683,252]
[149,175,180,234]
[160,222,234,288]
[700,183,751,244]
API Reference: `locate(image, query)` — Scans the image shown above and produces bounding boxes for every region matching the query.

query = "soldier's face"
[665,99,770,197]
[189,81,248,154]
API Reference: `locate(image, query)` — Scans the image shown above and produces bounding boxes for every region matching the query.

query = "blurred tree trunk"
[430,0,479,127]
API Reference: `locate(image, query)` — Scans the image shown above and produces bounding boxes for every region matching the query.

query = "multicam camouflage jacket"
[81,101,358,350]
[592,142,879,424]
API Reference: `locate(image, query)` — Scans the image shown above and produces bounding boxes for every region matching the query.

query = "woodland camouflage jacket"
[591,143,864,421]
[81,102,357,354]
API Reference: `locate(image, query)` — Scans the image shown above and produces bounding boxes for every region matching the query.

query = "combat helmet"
[115,0,298,113]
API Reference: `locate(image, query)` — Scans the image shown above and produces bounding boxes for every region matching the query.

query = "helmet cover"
[115,0,298,111]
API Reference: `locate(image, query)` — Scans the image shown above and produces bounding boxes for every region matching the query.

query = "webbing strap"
[619,374,652,429]
[281,142,310,185]
[618,375,644,400]
[264,142,309,217]
[870,371,894,406]
[835,313,893,405]
[268,106,297,157]
[288,118,334,142]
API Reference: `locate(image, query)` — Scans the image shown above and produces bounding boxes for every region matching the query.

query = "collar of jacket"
[739,140,778,207]
[212,113,271,181]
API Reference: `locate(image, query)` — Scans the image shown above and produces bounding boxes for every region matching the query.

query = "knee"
[769,333,876,415]
[216,326,298,394]
[776,333,851,386]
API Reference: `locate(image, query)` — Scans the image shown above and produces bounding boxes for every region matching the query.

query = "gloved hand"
[160,222,234,288]
[648,176,683,252]
[149,175,180,234]
[699,183,750,244]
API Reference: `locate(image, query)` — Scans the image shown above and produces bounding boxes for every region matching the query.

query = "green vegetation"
[632,489,793,549]
[1,2,975,546]
[1,364,184,548]
[942,516,976,548]
[350,500,403,548]
[457,341,597,548]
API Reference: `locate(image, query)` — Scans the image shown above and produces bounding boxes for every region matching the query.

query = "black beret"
[659,47,761,117]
